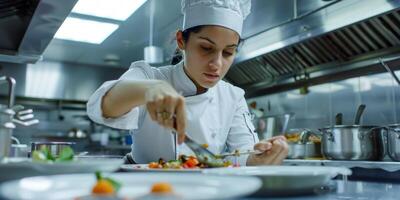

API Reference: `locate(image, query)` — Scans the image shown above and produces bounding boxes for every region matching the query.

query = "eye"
[201,46,212,51]
[223,51,233,57]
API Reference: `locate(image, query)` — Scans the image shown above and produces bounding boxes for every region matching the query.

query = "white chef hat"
[181,0,251,37]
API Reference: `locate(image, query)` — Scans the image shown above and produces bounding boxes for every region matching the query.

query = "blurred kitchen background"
[1,0,400,155]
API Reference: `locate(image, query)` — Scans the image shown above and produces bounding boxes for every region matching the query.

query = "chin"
[200,81,218,89]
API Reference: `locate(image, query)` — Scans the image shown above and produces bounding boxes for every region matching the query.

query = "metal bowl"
[30,142,75,157]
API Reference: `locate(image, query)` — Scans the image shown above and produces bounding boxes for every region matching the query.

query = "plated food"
[148,155,232,170]
[88,172,178,199]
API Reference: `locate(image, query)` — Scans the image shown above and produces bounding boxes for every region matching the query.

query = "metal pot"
[31,142,75,157]
[387,124,400,161]
[286,129,322,159]
[287,143,305,159]
[320,125,384,160]
[287,142,322,159]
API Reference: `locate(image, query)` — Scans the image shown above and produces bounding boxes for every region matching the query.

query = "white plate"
[203,166,351,196]
[120,164,203,173]
[0,172,262,200]
[0,158,123,182]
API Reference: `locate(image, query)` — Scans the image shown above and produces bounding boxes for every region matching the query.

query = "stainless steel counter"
[283,159,400,172]
[245,180,400,200]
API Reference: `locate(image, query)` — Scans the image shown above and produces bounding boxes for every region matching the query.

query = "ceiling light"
[54,17,118,44]
[72,0,147,21]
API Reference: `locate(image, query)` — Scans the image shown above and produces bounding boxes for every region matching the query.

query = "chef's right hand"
[145,81,186,143]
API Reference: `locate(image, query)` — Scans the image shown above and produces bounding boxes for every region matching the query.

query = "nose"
[208,52,223,70]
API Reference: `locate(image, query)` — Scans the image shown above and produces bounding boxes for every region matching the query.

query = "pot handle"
[299,129,322,144]
[325,129,335,142]
[389,127,400,139]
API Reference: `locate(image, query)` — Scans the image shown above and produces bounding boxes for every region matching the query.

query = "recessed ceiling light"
[54,17,118,44]
[72,0,147,21]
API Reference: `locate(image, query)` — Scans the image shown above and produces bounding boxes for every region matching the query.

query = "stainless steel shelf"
[283,159,400,172]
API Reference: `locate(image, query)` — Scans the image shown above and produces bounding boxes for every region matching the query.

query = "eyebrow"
[198,36,238,48]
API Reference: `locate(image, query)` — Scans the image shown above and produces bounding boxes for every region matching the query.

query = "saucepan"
[320,105,386,160]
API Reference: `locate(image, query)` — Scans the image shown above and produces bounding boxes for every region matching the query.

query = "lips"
[203,73,220,82]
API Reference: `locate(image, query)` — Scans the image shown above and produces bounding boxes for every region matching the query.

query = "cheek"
[221,59,233,75]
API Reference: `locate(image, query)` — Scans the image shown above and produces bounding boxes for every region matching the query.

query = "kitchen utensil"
[9,144,28,158]
[386,124,400,161]
[183,135,222,164]
[287,143,306,159]
[218,149,263,158]
[335,113,343,125]
[320,125,383,160]
[31,142,75,157]
[286,129,322,159]
[0,106,15,161]
[281,113,291,134]
[354,104,366,125]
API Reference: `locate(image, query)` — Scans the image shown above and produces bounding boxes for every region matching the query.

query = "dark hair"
[170,25,243,65]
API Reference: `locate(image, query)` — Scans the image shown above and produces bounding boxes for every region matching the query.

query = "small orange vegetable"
[92,180,115,195]
[149,162,161,168]
[184,158,199,168]
[201,143,209,148]
[151,182,173,193]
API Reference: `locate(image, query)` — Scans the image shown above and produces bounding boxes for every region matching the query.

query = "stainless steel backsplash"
[247,71,400,130]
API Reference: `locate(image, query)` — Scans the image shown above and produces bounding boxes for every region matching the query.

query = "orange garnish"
[92,180,114,195]
[151,182,173,193]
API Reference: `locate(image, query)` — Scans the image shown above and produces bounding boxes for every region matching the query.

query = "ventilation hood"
[227,0,400,97]
[0,0,77,64]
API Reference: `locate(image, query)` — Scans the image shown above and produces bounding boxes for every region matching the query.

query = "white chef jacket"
[86,61,259,165]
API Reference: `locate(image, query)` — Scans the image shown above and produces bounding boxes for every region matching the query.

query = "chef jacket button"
[211,132,217,138]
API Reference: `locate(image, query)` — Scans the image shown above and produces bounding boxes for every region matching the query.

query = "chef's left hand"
[246,136,289,166]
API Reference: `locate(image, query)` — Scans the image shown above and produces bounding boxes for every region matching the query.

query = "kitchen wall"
[0,61,130,153]
[247,71,400,133]
[0,61,126,101]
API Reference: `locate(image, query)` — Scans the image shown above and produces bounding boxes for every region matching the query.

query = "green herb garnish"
[32,146,75,163]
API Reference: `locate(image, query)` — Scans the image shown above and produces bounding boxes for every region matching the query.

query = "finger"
[163,96,177,129]
[270,139,289,165]
[153,94,165,123]
[268,135,287,142]
[146,102,157,121]
[175,97,186,144]
[253,141,272,152]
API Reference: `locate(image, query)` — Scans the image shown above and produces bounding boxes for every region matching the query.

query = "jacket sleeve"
[226,94,260,166]
[86,61,153,130]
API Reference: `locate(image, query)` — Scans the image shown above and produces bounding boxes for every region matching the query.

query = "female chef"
[87,0,288,166]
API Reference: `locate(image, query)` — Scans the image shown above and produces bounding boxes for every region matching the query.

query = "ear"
[176,30,185,50]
